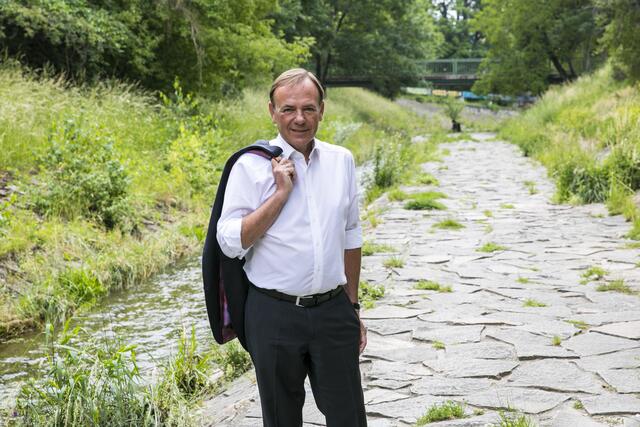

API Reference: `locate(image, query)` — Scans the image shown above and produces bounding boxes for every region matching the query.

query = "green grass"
[383,256,405,268]
[523,299,547,308]
[500,203,515,209]
[483,210,494,217]
[551,335,562,346]
[358,281,385,309]
[416,400,465,425]
[433,218,465,230]
[404,191,448,211]
[388,188,410,201]
[499,65,640,239]
[581,266,608,284]
[415,172,440,186]
[478,242,508,253]
[523,181,538,195]
[491,412,537,427]
[415,280,452,293]
[362,241,396,256]
[596,279,636,294]
[573,400,584,410]
[432,340,446,350]
[516,277,530,284]
[565,319,590,330]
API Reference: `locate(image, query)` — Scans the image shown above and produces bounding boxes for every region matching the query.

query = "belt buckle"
[295,295,313,307]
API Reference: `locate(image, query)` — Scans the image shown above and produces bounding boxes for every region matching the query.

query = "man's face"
[269,79,324,152]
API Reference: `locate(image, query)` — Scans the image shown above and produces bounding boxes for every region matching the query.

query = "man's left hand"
[359,319,367,354]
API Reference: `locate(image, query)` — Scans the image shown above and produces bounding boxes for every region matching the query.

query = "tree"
[272,0,441,97]
[472,0,600,95]
[432,0,485,58]
[597,0,640,82]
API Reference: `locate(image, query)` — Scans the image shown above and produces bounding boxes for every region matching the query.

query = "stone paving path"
[200,134,640,427]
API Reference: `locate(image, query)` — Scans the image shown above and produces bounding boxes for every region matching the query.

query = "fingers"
[359,319,367,354]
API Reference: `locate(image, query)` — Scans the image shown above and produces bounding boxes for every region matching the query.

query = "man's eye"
[282,108,294,113]
[304,108,317,113]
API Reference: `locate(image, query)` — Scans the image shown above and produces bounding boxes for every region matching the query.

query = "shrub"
[30,120,134,231]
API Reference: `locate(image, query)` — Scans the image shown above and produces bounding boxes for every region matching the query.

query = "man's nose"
[294,110,306,122]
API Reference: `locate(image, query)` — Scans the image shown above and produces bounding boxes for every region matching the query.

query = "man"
[216,68,367,427]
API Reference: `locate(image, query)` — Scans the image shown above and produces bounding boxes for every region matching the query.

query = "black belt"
[252,284,344,308]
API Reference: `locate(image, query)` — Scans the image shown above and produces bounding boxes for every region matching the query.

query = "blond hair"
[269,68,324,105]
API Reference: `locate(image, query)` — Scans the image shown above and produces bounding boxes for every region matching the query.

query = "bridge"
[325,58,482,90]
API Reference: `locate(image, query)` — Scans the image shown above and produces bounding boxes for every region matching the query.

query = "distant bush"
[30,120,134,231]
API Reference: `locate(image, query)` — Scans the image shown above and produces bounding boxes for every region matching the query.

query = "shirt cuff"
[217,217,250,259]
[345,225,363,250]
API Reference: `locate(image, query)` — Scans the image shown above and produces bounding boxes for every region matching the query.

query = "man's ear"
[268,101,276,123]
[319,101,325,121]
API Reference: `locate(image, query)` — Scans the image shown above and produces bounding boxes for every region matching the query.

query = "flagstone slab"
[464,387,569,414]
[572,311,640,326]
[366,395,445,424]
[507,360,604,393]
[486,328,578,359]
[410,377,496,396]
[576,348,640,371]
[423,358,518,379]
[563,332,640,356]
[445,342,516,360]
[360,305,431,320]
[547,409,609,427]
[582,394,640,415]
[363,388,410,405]
[420,413,501,427]
[593,321,640,340]
[598,369,640,393]
[365,318,421,336]
[413,325,484,345]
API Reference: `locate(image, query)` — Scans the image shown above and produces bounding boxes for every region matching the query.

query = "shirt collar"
[272,134,321,161]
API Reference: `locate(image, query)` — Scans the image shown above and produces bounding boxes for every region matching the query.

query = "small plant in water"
[416,400,465,424]
[523,298,547,308]
[383,256,404,269]
[478,242,507,253]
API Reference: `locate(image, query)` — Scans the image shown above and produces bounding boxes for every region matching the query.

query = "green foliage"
[473,0,600,95]
[0,0,309,97]
[581,266,608,283]
[433,218,465,230]
[272,0,442,97]
[404,192,448,211]
[478,242,507,253]
[432,1,485,58]
[596,279,636,294]
[358,281,385,309]
[598,0,640,82]
[523,181,538,195]
[491,411,537,427]
[443,98,464,123]
[415,280,452,293]
[362,241,396,256]
[383,256,405,269]
[416,400,466,425]
[516,277,530,284]
[30,120,134,231]
[551,335,562,346]
[565,319,589,330]
[211,341,253,384]
[416,172,440,186]
[432,341,446,350]
[16,322,160,426]
[500,203,515,209]
[523,298,547,308]
[388,188,411,201]
[573,400,584,410]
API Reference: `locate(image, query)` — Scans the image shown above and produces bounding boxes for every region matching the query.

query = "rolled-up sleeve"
[344,154,362,249]
[217,159,259,259]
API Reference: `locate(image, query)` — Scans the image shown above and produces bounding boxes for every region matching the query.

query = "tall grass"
[500,64,640,238]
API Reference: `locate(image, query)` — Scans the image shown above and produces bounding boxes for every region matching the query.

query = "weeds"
[523,299,547,307]
[516,277,530,284]
[596,279,636,294]
[416,173,439,186]
[500,203,515,209]
[523,181,538,195]
[432,341,446,350]
[573,400,584,410]
[483,210,494,217]
[551,336,562,346]
[388,188,410,201]
[383,257,405,268]
[416,400,465,425]
[362,241,396,256]
[358,281,385,309]
[581,266,608,283]
[415,280,452,293]
[404,192,447,211]
[491,411,537,427]
[478,242,507,253]
[565,320,589,330]
[433,218,465,230]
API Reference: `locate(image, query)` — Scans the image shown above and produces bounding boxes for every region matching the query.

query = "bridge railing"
[418,58,482,76]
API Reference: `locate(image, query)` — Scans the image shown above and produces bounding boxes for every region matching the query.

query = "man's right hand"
[271,157,295,195]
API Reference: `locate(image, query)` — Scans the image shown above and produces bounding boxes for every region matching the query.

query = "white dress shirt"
[216,134,362,296]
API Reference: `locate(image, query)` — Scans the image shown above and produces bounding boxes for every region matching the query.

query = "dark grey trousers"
[245,285,367,427]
